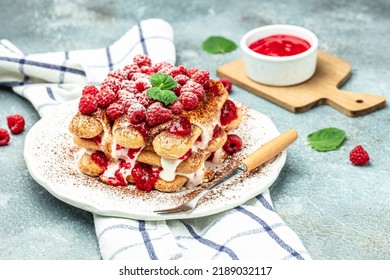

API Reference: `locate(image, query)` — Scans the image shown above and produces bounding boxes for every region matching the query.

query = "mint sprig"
[307,127,346,152]
[202,36,237,54]
[147,73,178,105]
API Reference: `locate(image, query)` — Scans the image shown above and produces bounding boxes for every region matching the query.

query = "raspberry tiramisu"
[69,54,243,192]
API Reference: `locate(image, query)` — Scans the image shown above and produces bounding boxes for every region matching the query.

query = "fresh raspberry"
[181,80,205,100]
[131,73,150,82]
[146,102,173,126]
[191,69,210,88]
[121,80,139,94]
[349,145,370,166]
[7,114,25,134]
[123,63,141,80]
[106,102,125,121]
[0,128,10,146]
[79,94,98,115]
[134,77,152,92]
[179,91,199,111]
[128,103,146,124]
[133,54,152,68]
[154,61,173,72]
[186,67,198,77]
[173,84,182,95]
[140,65,155,75]
[220,99,238,126]
[90,151,110,169]
[167,65,187,77]
[219,77,232,93]
[82,85,99,96]
[136,91,154,108]
[101,77,121,93]
[167,116,191,136]
[117,90,137,110]
[167,100,183,114]
[223,134,243,154]
[95,87,116,108]
[107,69,128,81]
[174,74,190,86]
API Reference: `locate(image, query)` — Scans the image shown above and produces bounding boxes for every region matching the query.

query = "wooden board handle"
[324,88,386,117]
[242,129,298,172]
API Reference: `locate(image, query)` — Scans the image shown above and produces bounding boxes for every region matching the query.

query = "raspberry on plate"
[7,114,25,134]
[223,134,243,154]
[0,128,10,146]
[349,145,370,166]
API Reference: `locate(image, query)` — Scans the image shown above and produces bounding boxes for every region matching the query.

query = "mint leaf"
[202,36,237,54]
[307,127,346,152]
[146,87,177,105]
[150,73,177,90]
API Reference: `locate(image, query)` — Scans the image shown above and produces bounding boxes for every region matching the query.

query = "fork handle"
[242,129,298,172]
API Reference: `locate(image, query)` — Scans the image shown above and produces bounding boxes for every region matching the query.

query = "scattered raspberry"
[349,145,370,166]
[219,77,232,93]
[220,99,238,126]
[95,87,116,108]
[167,100,183,114]
[82,85,99,96]
[223,134,243,154]
[191,69,210,88]
[79,94,98,115]
[7,114,25,134]
[181,80,205,100]
[174,74,190,86]
[0,128,10,146]
[146,102,173,126]
[133,54,152,68]
[101,77,121,93]
[178,91,198,111]
[128,103,146,124]
[90,151,110,169]
[106,102,125,121]
[167,116,191,136]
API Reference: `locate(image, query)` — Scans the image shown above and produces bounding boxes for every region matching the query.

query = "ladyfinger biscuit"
[72,135,100,150]
[69,111,103,139]
[78,153,104,176]
[112,114,145,149]
[125,174,188,193]
[152,125,202,159]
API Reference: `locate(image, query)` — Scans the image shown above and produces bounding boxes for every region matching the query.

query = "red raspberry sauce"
[249,34,311,57]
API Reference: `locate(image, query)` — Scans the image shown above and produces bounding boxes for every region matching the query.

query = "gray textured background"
[0,0,389,259]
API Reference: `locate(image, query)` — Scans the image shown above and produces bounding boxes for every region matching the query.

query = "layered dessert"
[69,54,243,192]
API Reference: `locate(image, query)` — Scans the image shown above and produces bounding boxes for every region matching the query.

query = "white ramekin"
[240,24,319,86]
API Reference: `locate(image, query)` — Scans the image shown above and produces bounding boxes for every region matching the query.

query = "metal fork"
[153,129,298,215]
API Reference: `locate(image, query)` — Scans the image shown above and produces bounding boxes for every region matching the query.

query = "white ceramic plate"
[24,100,286,221]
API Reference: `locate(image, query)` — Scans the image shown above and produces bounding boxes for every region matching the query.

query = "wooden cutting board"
[216,50,386,117]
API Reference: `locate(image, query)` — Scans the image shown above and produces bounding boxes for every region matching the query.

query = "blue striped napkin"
[1,18,311,260]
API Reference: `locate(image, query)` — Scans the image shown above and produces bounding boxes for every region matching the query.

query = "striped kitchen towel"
[1,18,311,260]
